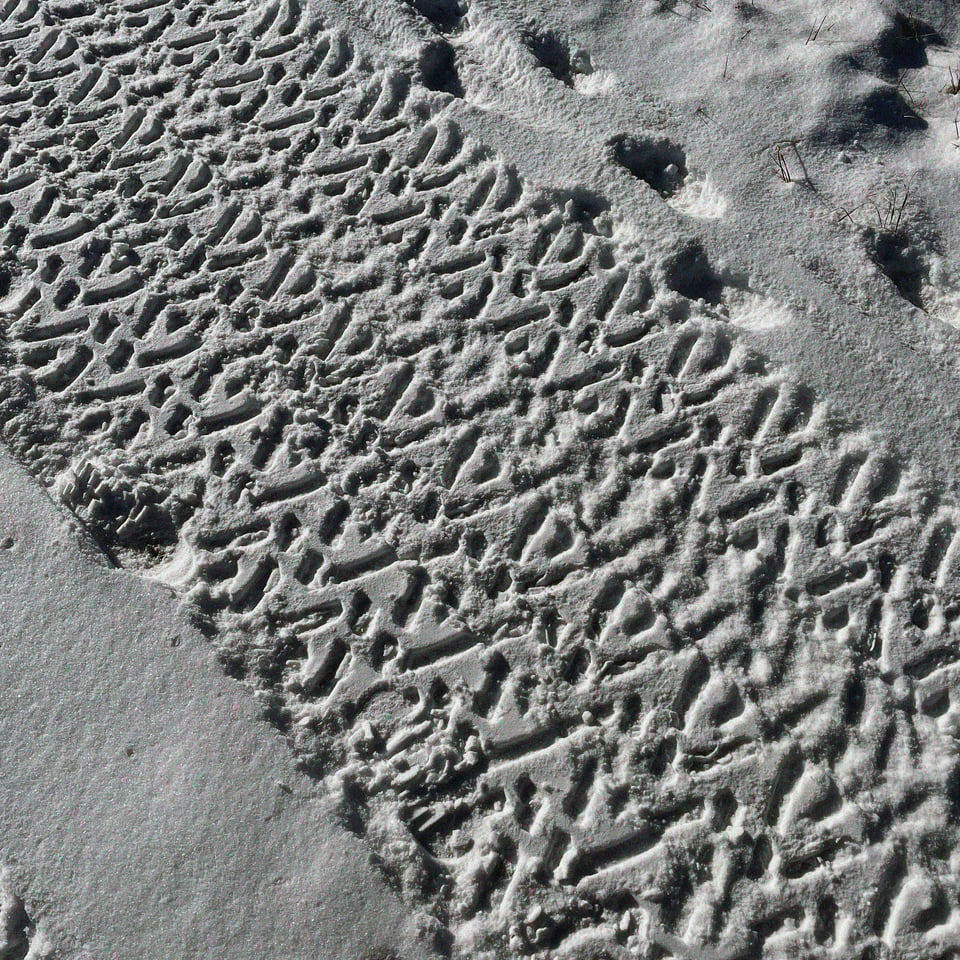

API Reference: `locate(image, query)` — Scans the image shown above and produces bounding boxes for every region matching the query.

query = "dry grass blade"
[895,75,918,107]
[835,175,917,232]
[772,144,791,182]
[770,139,807,183]
[944,64,960,96]
[869,176,916,234]
[806,15,827,44]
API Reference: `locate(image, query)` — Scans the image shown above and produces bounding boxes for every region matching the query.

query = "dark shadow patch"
[405,0,465,33]
[946,759,960,819]
[521,28,588,87]
[866,228,927,308]
[732,0,765,19]
[538,186,611,235]
[418,39,464,97]
[0,886,37,960]
[564,185,611,222]
[0,261,14,300]
[662,240,724,304]
[332,776,369,837]
[878,13,944,76]
[845,13,943,80]
[860,85,927,131]
[57,458,180,566]
[608,134,687,198]
[811,84,927,147]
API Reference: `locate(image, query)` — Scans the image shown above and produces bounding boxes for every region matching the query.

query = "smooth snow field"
[4,1,960,957]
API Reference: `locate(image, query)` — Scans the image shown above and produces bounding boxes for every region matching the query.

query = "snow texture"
[4,0,960,957]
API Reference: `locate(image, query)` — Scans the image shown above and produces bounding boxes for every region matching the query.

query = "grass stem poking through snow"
[944,64,960,96]
[805,15,828,44]
[695,105,716,126]
[771,140,807,184]
[773,144,791,182]
[895,75,918,108]
[837,176,916,234]
[655,1,692,20]
[870,177,914,234]
[896,13,935,46]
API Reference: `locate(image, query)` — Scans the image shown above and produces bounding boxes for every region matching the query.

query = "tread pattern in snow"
[1,0,960,956]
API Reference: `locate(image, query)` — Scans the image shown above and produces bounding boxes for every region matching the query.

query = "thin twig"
[835,204,861,226]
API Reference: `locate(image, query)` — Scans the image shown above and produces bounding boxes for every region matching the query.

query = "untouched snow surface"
[0,449,437,959]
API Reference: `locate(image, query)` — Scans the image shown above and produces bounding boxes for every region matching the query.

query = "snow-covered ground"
[5,0,960,957]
